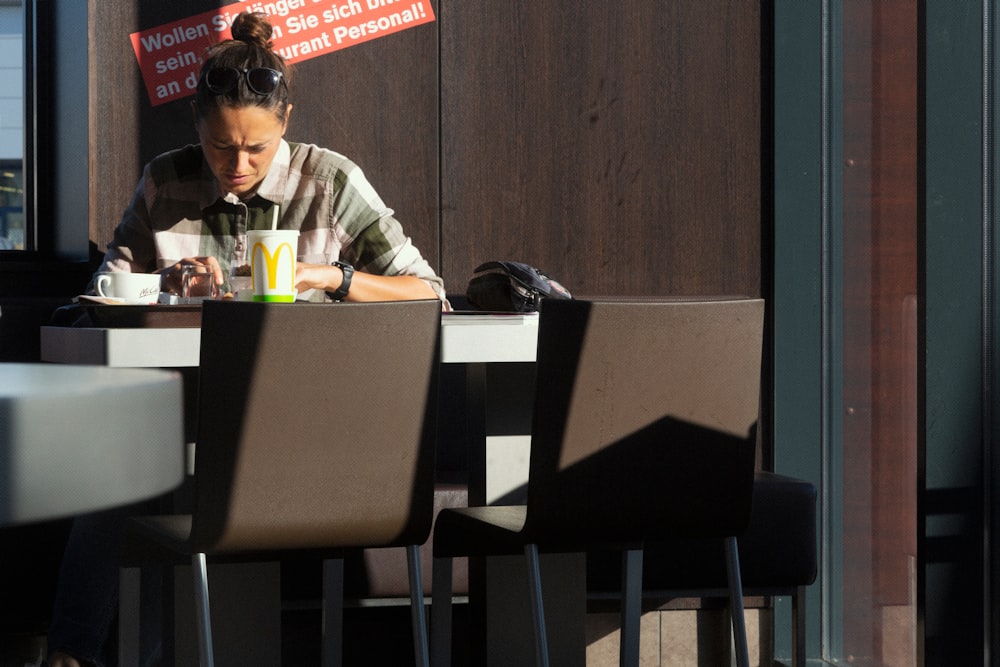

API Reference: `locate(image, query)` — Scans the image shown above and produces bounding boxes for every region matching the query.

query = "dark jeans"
[48,500,161,667]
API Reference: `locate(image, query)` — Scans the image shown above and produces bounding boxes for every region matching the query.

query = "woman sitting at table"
[49,11,445,667]
[90,10,445,305]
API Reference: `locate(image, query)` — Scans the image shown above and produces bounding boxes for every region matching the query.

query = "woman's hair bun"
[230,12,274,50]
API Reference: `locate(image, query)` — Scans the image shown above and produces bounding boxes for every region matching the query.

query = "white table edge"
[40,313,539,367]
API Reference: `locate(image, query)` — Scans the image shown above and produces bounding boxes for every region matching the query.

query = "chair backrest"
[189,300,441,553]
[523,298,764,545]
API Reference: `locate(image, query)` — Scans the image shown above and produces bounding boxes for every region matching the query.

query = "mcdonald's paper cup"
[248,229,299,302]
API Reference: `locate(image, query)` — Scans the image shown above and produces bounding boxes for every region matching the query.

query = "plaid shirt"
[96,140,445,299]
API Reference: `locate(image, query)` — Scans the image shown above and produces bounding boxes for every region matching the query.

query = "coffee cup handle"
[95,274,110,298]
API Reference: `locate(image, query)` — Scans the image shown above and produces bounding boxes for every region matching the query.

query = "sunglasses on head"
[201,67,285,96]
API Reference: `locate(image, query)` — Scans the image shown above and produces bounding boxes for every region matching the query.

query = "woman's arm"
[295,262,439,302]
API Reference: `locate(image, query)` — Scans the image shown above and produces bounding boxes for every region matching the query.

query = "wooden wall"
[84,1,760,300]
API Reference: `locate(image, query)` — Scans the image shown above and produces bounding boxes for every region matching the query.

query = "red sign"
[130,1,435,106]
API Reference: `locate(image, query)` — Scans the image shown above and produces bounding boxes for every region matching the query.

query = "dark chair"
[430,297,765,667]
[587,469,818,667]
[118,299,442,667]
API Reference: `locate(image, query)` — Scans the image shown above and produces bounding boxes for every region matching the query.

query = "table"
[0,363,184,526]
[40,311,540,367]
[40,312,540,501]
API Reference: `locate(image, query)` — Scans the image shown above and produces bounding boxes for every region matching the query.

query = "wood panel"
[88,1,440,270]
[439,1,761,299]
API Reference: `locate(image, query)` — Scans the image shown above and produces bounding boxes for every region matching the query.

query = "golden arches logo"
[252,241,296,290]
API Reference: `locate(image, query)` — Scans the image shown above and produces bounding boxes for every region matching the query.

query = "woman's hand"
[158,256,224,295]
[294,261,338,294]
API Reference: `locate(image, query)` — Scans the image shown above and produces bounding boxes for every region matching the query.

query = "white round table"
[0,363,185,525]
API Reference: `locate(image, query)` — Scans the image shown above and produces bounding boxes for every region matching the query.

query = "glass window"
[0,1,23,251]
[0,159,22,249]
[838,2,918,663]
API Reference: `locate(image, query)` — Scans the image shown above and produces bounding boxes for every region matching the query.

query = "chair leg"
[407,545,431,667]
[431,556,453,667]
[620,548,642,667]
[524,543,550,667]
[118,566,141,667]
[792,584,806,667]
[191,552,215,667]
[723,536,749,667]
[322,557,345,667]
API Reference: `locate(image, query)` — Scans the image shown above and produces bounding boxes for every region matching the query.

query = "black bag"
[466,260,572,312]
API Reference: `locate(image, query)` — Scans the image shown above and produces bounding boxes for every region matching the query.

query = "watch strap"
[326,260,354,301]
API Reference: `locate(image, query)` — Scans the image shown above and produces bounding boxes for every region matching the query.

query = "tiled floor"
[2,599,793,666]
[586,608,766,667]
[2,609,785,667]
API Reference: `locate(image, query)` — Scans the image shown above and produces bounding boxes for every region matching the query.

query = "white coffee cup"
[94,272,162,304]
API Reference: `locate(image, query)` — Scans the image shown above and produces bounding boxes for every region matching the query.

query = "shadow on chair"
[118,299,442,667]
[430,297,765,667]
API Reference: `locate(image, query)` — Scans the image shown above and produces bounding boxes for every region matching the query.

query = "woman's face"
[196,104,291,199]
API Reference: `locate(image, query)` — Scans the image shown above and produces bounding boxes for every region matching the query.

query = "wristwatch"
[326,260,354,301]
